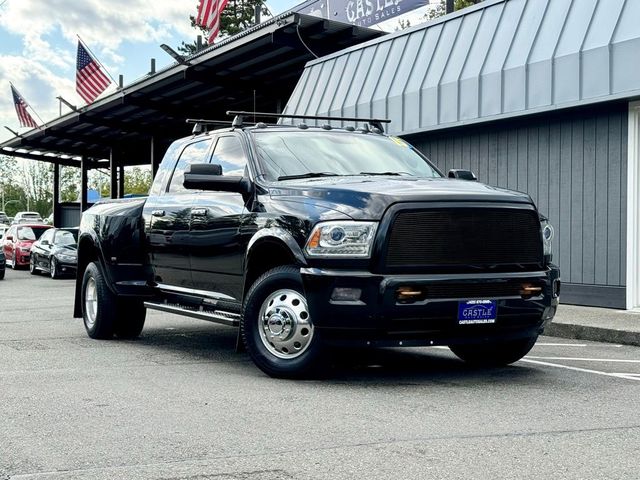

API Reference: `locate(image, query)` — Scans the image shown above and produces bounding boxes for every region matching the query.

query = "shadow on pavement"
[128,323,545,385]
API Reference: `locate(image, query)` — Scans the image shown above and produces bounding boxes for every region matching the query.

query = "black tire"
[50,257,59,279]
[81,262,146,340]
[81,262,117,339]
[29,257,39,275]
[113,299,146,339]
[449,335,538,367]
[241,266,324,379]
[0,268,4,280]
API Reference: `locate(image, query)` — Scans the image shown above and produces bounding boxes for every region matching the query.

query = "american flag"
[10,84,38,129]
[196,0,229,44]
[76,41,111,104]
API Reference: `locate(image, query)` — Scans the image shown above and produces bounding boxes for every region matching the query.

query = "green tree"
[124,166,152,195]
[16,160,54,217]
[60,166,81,202]
[426,0,483,20]
[178,0,270,55]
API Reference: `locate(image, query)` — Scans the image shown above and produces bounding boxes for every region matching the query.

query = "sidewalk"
[545,304,640,346]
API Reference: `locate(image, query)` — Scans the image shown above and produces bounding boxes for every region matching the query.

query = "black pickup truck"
[74,112,560,378]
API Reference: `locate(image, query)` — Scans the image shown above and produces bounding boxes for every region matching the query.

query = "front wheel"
[449,336,538,367]
[241,266,324,378]
[50,257,59,279]
[29,257,39,275]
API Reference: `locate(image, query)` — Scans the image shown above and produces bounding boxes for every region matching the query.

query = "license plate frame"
[457,300,497,325]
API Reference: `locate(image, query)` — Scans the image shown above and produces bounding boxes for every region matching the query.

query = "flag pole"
[76,35,118,86]
[9,81,44,128]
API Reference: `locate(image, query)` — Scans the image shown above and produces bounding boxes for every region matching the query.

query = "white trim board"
[626,102,640,309]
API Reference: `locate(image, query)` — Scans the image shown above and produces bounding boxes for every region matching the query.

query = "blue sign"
[298,0,428,27]
[457,300,497,325]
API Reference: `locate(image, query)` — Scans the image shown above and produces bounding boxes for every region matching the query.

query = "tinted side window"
[168,139,213,193]
[149,141,184,197]
[41,230,54,243]
[211,136,247,176]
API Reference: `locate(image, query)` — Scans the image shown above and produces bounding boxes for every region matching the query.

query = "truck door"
[144,137,214,289]
[190,134,250,302]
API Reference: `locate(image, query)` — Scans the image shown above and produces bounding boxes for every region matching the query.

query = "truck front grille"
[384,208,542,271]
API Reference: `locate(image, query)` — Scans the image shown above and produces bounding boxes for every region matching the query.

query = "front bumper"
[55,258,77,275]
[301,265,560,347]
[15,252,30,266]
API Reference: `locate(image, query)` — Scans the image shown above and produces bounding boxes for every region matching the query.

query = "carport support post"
[80,156,88,212]
[53,162,61,227]
[151,136,161,177]
[118,164,125,198]
[110,148,118,199]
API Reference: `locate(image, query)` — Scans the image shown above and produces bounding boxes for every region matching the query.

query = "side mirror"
[183,164,250,194]
[448,169,477,181]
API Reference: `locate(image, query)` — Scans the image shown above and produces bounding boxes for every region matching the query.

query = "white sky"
[0,0,436,144]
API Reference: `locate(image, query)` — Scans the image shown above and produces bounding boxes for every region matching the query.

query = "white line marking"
[536,343,588,347]
[527,356,640,363]
[520,359,640,381]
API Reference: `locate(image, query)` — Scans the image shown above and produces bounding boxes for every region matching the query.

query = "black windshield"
[251,130,441,182]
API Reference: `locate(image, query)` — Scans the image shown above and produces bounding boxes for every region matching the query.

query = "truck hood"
[268,176,534,220]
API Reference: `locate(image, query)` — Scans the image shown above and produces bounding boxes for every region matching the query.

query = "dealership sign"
[299,0,427,27]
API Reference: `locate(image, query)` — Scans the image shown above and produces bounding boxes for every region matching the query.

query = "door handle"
[152,209,165,217]
[192,207,208,216]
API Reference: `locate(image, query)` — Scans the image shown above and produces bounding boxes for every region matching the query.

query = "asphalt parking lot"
[1,267,639,479]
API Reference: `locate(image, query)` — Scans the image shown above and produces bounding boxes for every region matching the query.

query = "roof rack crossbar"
[186,118,233,135]
[226,111,391,132]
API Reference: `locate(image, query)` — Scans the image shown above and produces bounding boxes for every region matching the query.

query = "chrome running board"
[144,301,240,327]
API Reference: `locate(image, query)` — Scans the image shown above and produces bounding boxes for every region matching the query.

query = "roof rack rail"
[186,118,233,135]
[226,111,391,132]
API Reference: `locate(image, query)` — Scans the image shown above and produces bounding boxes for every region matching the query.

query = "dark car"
[30,228,78,278]
[73,112,560,378]
[0,250,5,280]
[2,224,52,269]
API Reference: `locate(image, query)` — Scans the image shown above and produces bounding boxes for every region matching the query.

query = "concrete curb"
[544,323,640,347]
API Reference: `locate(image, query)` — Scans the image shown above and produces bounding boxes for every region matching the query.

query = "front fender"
[245,227,308,268]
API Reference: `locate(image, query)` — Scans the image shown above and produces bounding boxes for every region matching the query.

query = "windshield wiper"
[278,172,342,181]
[358,171,413,176]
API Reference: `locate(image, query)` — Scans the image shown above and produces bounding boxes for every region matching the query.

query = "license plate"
[458,300,497,325]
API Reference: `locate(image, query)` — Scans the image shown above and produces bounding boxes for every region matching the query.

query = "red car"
[2,224,52,269]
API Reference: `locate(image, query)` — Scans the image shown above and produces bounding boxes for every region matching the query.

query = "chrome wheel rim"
[30,258,35,273]
[50,258,56,278]
[258,289,314,359]
[84,277,98,329]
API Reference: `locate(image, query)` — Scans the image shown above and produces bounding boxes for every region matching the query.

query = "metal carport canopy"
[0,13,385,167]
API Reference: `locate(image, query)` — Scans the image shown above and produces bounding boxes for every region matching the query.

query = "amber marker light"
[519,283,543,299]
[397,286,426,303]
[307,228,322,249]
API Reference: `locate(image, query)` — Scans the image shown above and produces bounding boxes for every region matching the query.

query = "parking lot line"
[520,358,640,382]
[535,343,589,347]
[527,356,640,363]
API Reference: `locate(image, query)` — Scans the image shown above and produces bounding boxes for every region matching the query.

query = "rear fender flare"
[74,231,114,317]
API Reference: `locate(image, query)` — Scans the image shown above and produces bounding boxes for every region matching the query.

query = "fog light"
[331,287,362,302]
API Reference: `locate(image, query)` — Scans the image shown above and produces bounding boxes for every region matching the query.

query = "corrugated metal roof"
[284,0,640,135]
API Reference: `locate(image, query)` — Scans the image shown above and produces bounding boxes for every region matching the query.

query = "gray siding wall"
[407,103,628,306]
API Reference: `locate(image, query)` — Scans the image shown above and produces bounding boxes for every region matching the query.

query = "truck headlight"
[305,221,378,258]
[541,219,554,257]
